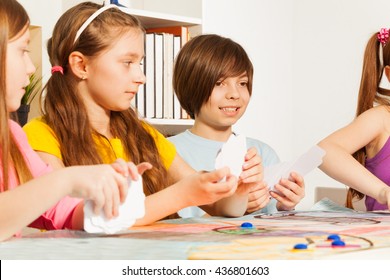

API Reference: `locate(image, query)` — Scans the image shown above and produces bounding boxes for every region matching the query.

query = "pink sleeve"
[29,197,82,230]
[10,120,82,230]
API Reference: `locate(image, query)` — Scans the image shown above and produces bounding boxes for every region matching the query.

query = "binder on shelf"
[163,33,174,119]
[146,26,191,120]
[135,57,145,118]
[136,84,145,118]
[173,35,181,119]
[154,33,164,119]
[145,33,155,118]
[146,26,189,47]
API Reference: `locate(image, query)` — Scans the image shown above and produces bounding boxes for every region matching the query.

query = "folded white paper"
[215,134,247,178]
[84,177,145,234]
[264,145,326,191]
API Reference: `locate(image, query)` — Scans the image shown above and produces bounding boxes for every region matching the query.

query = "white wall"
[202,0,294,161]
[292,0,390,209]
[18,0,62,83]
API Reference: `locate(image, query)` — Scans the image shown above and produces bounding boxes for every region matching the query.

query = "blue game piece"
[293,243,308,250]
[327,234,341,241]
[331,240,346,247]
[240,222,254,228]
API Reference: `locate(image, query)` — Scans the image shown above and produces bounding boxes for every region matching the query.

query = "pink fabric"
[2,120,81,233]
[365,136,390,211]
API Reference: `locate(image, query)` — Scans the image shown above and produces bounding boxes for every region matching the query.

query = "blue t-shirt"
[168,130,280,217]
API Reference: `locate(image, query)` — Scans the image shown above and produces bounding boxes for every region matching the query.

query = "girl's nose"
[134,64,146,84]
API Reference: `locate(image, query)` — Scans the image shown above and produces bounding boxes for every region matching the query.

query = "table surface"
[2,206,390,260]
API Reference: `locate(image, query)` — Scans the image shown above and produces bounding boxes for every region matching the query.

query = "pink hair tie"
[377,28,390,46]
[51,66,64,75]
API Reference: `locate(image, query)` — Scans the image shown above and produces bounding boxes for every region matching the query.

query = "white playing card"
[264,145,325,192]
[84,177,145,234]
[215,134,247,179]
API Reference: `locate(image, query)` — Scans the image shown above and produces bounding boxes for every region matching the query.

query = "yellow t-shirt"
[23,117,176,169]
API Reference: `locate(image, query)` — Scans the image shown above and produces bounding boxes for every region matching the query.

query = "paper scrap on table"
[84,177,145,234]
[264,145,325,192]
[215,134,247,179]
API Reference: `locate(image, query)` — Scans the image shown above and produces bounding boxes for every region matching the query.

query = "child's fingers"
[137,162,153,175]
[211,176,237,197]
[248,186,269,202]
[126,162,139,181]
[114,170,129,204]
[92,188,105,216]
[240,167,263,183]
[242,150,262,171]
[244,147,257,161]
[206,166,230,182]
[104,175,120,219]
[290,172,305,189]
[111,158,129,177]
[247,187,270,212]
[247,196,270,213]
[269,190,292,208]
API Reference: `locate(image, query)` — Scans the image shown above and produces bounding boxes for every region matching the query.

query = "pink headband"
[377,28,389,46]
[51,66,63,75]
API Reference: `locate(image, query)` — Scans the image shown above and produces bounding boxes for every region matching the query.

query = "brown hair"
[173,34,253,119]
[347,31,390,208]
[43,2,169,209]
[0,0,32,191]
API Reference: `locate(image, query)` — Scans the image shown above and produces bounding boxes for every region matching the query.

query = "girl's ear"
[68,51,88,80]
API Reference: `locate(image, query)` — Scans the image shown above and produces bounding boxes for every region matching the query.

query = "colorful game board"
[119,210,390,259]
[2,210,390,259]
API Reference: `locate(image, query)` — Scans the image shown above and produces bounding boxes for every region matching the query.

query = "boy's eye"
[215,81,223,86]
[124,61,132,66]
[239,81,248,86]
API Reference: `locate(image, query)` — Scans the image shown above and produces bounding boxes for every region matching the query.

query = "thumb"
[137,162,153,175]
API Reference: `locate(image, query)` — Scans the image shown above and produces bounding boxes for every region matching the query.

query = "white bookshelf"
[130,7,201,135]
[129,8,201,29]
[146,118,194,136]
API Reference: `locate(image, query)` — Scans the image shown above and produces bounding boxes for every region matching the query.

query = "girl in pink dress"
[0,0,146,241]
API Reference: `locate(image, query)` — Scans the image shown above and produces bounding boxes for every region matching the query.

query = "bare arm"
[167,154,245,217]
[36,151,65,170]
[135,167,238,225]
[318,106,390,206]
[0,165,128,241]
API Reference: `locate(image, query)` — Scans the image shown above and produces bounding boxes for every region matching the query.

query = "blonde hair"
[0,0,33,191]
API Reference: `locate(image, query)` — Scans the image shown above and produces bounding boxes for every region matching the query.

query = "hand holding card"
[215,134,247,179]
[264,145,325,192]
[84,177,145,234]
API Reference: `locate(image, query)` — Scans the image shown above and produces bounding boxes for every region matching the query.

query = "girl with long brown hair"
[0,0,142,241]
[319,28,390,210]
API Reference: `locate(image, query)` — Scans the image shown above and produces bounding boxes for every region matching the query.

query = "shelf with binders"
[132,10,201,135]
